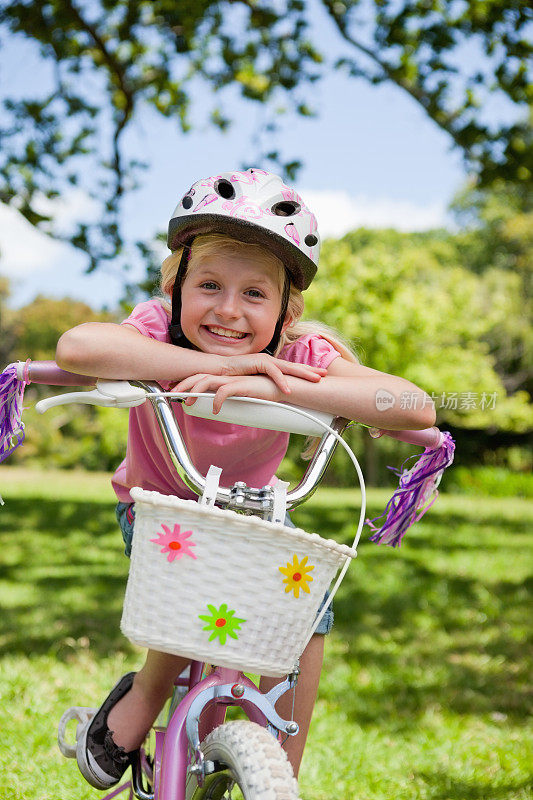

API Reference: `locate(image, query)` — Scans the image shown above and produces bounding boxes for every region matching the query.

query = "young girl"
[56,168,435,790]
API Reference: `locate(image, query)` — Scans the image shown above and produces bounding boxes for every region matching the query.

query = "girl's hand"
[220,354,326,395]
[172,374,283,414]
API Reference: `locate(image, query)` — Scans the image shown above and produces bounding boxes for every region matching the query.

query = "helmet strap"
[168,239,196,348]
[262,275,291,356]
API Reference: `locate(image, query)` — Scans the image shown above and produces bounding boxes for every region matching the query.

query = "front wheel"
[190,720,299,800]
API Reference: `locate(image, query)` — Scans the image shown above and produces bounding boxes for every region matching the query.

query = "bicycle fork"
[158,666,299,800]
[58,665,299,800]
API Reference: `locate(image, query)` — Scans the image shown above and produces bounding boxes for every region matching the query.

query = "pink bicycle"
[6,360,453,800]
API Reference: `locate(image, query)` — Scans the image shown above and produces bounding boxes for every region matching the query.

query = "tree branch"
[322,2,470,153]
[63,0,135,195]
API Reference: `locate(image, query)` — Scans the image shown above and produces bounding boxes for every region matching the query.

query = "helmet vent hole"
[272,201,301,217]
[214,179,236,199]
[305,234,318,247]
[182,196,193,209]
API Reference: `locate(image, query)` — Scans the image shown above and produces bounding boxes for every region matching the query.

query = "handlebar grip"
[180,394,336,436]
[370,426,443,450]
[17,360,96,387]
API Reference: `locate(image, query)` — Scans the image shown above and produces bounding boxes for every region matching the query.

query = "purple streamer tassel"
[367,431,455,547]
[0,363,27,463]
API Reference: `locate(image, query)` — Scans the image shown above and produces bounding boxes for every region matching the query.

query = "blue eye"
[245,289,264,298]
[201,281,218,290]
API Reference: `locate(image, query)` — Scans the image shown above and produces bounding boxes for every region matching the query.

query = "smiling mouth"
[204,325,248,340]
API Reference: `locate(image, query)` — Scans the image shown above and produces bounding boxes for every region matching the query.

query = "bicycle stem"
[134,380,350,512]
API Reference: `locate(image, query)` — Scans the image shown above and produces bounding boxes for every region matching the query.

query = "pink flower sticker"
[151,524,197,562]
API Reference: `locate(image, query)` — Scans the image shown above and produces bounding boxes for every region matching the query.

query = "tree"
[4,294,128,471]
[0,0,531,275]
[449,183,532,401]
[305,228,532,434]
[451,180,533,284]
[11,295,114,362]
[0,276,16,365]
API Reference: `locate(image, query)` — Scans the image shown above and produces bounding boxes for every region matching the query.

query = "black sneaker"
[76,672,138,789]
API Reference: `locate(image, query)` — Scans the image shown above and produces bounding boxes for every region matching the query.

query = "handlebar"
[369,425,444,450]
[132,381,351,511]
[11,358,454,554]
[17,359,96,387]
[20,360,444,449]
[20,359,446,520]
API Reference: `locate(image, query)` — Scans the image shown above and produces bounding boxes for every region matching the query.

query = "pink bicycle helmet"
[167,168,320,291]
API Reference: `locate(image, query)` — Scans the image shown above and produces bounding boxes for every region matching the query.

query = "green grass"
[446,465,533,498]
[0,467,532,799]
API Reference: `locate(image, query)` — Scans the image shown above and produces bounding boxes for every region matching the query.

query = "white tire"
[191,720,299,799]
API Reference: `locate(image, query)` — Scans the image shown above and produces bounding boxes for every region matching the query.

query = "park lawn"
[0,466,531,800]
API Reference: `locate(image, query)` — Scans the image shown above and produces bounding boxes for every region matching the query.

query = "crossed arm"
[56,322,436,430]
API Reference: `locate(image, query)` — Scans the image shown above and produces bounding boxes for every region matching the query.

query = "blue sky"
[0,14,477,310]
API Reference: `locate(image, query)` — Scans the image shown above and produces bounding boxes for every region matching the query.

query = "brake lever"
[36,380,147,413]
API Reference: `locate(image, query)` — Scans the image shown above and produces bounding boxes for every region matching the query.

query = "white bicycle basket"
[121,487,357,677]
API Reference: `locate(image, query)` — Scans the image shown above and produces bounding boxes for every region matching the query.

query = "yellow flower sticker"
[279,554,314,598]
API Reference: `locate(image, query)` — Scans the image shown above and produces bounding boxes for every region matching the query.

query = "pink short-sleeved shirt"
[111,298,340,502]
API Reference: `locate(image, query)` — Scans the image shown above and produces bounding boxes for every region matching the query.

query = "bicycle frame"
[96,660,300,800]
[22,362,450,800]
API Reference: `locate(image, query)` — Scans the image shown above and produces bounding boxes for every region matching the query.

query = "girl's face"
[179,255,286,355]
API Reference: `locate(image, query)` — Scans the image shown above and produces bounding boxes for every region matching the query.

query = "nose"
[215,290,241,320]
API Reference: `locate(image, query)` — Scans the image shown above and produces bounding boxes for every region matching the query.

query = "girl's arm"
[174,356,436,430]
[55,322,326,390]
[56,322,223,381]
[292,355,437,430]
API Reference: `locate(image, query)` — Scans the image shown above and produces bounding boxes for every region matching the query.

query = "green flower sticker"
[199,603,245,645]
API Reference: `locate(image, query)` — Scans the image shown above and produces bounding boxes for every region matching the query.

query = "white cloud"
[32,189,101,235]
[0,197,125,309]
[299,189,449,237]
[0,190,100,278]
[1,188,450,308]
[0,202,72,276]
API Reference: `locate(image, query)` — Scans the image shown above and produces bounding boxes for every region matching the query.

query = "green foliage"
[445,183,533,403]
[446,465,533,498]
[0,0,321,269]
[1,1,531,272]
[305,224,532,433]
[0,276,16,364]
[329,1,532,187]
[11,389,129,472]
[11,295,115,362]
[0,291,127,471]
[451,182,533,282]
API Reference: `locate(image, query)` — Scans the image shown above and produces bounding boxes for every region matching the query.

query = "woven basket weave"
[121,487,355,677]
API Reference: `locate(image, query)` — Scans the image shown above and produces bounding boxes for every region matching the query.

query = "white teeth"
[207,326,246,339]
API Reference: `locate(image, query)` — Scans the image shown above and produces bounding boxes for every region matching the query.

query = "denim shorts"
[116,501,334,635]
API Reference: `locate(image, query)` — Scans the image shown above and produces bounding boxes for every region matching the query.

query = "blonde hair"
[160,233,358,363]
